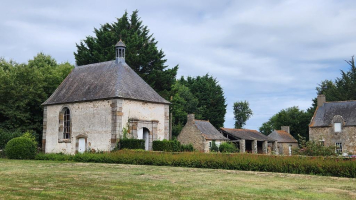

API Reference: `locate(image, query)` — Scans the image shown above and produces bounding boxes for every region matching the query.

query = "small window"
[334,123,341,132]
[335,143,342,154]
[119,49,122,57]
[209,141,212,147]
[319,141,325,146]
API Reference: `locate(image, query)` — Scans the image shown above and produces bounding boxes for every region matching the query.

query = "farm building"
[42,40,170,154]
[309,94,356,155]
[220,128,277,154]
[268,126,298,155]
[177,114,229,152]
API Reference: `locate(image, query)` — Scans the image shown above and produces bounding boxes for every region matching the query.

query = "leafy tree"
[74,10,178,99]
[233,101,253,129]
[0,54,73,145]
[171,82,199,137]
[178,74,227,129]
[259,106,312,141]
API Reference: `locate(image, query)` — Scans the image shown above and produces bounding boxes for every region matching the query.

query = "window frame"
[334,122,342,132]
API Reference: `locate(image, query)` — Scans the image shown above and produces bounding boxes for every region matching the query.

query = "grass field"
[0,159,355,199]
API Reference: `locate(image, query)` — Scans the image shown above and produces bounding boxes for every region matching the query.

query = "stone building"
[220,128,276,154]
[309,95,356,155]
[177,114,229,152]
[42,40,170,154]
[268,126,298,155]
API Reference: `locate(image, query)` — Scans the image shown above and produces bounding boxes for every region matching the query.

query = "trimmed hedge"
[219,142,238,153]
[5,137,37,159]
[152,140,194,152]
[118,138,145,150]
[36,150,356,178]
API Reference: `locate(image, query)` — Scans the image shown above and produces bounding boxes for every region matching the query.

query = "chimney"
[317,94,326,107]
[281,126,290,133]
[187,114,195,123]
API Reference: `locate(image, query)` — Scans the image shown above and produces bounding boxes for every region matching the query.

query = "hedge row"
[35,150,356,178]
[118,139,145,150]
[152,140,194,152]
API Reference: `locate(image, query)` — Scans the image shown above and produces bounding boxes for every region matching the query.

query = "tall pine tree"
[74,10,178,99]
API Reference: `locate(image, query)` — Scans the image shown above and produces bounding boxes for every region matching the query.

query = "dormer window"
[334,122,341,132]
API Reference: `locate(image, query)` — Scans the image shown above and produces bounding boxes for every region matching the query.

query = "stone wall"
[177,119,205,152]
[45,100,112,154]
[310,126,356,154]
[277,143,298,155]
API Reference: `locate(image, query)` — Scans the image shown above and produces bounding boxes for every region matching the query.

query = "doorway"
[143,128,149,150]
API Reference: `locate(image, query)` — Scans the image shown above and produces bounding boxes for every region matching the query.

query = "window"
[335,143,342,154]
[319,141,325,146]
[63,108,71,139]
[334,123,341,132]
[209,141,212,147]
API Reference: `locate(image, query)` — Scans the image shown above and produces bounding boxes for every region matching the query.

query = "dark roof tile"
[268,130,298,143]
[220,128,275,142]
[194,120,228,140]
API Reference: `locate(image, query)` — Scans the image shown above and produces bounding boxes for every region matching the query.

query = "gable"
[43,61,170,105]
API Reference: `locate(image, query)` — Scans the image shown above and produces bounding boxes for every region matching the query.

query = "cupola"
[115,39,126,63]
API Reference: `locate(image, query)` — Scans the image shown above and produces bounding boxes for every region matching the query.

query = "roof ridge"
[76,60,114,69]
[325,100,356,103]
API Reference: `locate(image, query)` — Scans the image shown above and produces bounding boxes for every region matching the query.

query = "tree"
[0,54,73,144]
[170,82,199,137]
[178,74,227,129]
[233,101,253,129]
[74,10,178,99]
[259,106,312,141]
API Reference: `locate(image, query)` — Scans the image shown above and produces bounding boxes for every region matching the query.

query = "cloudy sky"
[1,0,356,130]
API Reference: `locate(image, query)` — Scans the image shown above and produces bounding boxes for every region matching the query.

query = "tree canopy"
[0,54,73,143]
[233,101,253,129]
[259,106,311,141]
[74,10,178,99]
[178,74,227,129]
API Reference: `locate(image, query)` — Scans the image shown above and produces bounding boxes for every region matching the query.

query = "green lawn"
[0,159,355,199]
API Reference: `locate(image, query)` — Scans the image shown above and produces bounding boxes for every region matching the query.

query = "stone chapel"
[42,40,170,154]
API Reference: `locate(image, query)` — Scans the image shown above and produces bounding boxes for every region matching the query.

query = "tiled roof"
[220,128,275,142]
[43,60,170,105]
[310,101,356,127]
[268,130,298,143]
[194,120,228,140]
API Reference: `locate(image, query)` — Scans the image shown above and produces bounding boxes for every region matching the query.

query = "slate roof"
[220,128,275,142]
[43,60,170,105]
[194,120,228,140]
[268,130,298,143]
[310,101,356,127]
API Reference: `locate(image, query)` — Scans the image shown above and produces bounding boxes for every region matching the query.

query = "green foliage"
[171,82,199,137]
[259,106,312,141]
[293,135,336,156]
[233,101,253,129]
[37,150,356,178]
[21,131,38,147]
[5,137,36,159]
[74,10,178,99]
[0,128,22,149]
[178,74,227,129]
[210,141,219,152]
[152,139,194,152]
[118,138,145,150]
[0,54,73,145]
[219,142,238,153]
[180,144,194,152]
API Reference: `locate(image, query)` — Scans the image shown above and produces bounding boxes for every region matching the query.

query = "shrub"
[5,137,37,159]
[153,139,181,152]
[293,135,336,156]
[210,141,219,152]
[118,138,145,150]
[181,144,194,152]
[0,129,23,150]
[219,142,238,153]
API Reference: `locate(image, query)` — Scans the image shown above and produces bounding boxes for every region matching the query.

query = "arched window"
[63,108,70,139]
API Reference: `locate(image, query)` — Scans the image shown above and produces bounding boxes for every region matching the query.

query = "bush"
[181,144,194,152]
[0,129,23,150]
[118,138,145,150]
[5,137,37,159]
[36,150,356,178]
[210,141,219,152]
[219,142,238,153]
[293,135,336,156]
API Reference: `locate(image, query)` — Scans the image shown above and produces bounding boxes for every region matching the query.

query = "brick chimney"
[281,126,290,133]
[317,94,326,107]
[187,114,195,123]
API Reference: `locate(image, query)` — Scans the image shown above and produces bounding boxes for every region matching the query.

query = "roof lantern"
[115,39,126,63]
